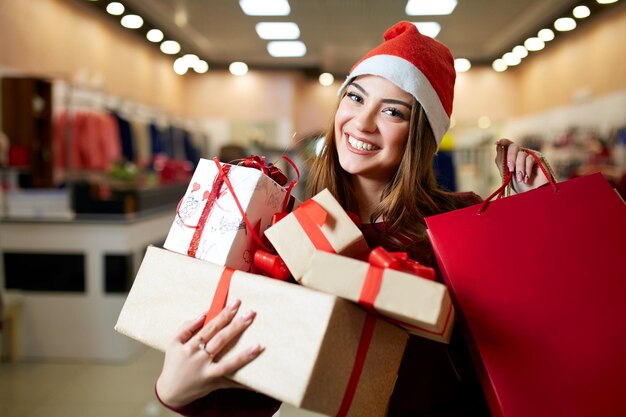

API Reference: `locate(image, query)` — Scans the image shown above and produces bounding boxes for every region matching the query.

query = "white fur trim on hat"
[339,54,451,148]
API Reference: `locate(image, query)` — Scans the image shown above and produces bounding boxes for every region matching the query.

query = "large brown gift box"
[115,246,408,417]
[302,251,455,343]
[264,188,370,281]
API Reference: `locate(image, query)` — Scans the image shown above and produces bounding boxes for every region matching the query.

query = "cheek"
[334,108,349,144]
[386,127,410,156]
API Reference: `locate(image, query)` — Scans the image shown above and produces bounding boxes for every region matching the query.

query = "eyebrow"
[349,82,413,110]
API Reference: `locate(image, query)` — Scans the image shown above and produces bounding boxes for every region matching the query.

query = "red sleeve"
[155,386,281,417]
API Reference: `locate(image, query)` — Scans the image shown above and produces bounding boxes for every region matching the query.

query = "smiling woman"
[154,20,552,417]
[334,76,413,187]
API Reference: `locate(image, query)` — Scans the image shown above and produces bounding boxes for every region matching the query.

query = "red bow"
[234,155,288,185]
[252,211,292,281]
[368,247,436,281]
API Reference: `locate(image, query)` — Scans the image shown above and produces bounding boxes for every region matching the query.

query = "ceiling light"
[502,52,521,66]
[319,73,334,86]
[597,0,618,4]
[492,59,508,72]
[239,0,290,16]
[454,58,471,72]
[229,62,249,76]
[173,57,188,75]
[554,17,576,31]
[182,54,199,67]
[412,22,441,38]
[512,45,528,59]
[121,14,143,29]
[267,41,306,57]
[255,22,300,40]
[160,40,181,54]
[106,2,124,15]
[538,28,555,42]
[147,29,164,42]
[524,37,545,51]
[573,6,591,18]
[405,0,457,16]
[194,60,209,74]
[478,116,491,129]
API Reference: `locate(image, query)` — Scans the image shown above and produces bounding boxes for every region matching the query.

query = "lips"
[347,135,381,152]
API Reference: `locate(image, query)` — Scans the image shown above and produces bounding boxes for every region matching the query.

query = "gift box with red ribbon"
[264,188,370,281]
[301,248,455,343]
[163,156,297,273]
[115,246,408,417]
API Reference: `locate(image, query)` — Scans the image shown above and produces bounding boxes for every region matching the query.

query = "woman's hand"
[156,299,263,408]
[495,139,550,193]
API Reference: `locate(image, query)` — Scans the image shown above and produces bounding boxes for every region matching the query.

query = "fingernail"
[517,172,523,182]
[240,310,256,322]
[228,299,241,311]
[524,174,530,183]
[508,162,514,172]
[247,344,264,357]
[196,312,207,320]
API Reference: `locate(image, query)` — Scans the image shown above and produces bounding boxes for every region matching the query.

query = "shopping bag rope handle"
[478,148,558,215]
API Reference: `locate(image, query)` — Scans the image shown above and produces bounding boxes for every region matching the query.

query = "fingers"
[194,299,243,347]
[495,139,536,183]
[209,343,264,377]
[525,154,535,183]
[494,139,511,170]
[173,313,207,345]
[515,150,528,183]
[190,299,260,366]
[203,309,257,360]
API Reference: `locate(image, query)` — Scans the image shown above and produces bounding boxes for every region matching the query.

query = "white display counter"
[0,209,175,362]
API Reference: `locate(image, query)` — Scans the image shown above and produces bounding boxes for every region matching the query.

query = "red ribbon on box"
[359,247,453,337]
[203,267,235,326]
[359,246,436,310]
[369,247,436,281]
[181,155,299,263]
[292,199,336,253]
[253,250,291,281]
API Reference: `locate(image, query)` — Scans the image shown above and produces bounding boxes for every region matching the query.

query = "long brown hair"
[310,88,464,249]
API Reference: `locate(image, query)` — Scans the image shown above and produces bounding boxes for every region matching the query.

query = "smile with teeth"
[348,136,380,151]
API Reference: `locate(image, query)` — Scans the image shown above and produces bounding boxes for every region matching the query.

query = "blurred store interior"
[0,0,624,416]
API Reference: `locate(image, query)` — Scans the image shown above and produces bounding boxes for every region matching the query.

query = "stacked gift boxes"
[116,156,453,416]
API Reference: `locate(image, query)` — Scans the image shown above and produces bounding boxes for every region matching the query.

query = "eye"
[345,91,363,103]
[383,107,407,120]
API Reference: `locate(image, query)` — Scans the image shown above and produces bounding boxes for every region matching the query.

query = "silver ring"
[197,342,215,361]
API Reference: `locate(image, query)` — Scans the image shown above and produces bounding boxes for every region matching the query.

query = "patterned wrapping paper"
[163,158,294,272]
[115,246,408,417]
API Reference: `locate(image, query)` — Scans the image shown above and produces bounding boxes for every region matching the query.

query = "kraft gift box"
[302,250,455,343]
[163,157,294,272]
[115,246,408,417]
[264,188,369,281]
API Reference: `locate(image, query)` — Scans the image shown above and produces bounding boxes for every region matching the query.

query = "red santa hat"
[339,21,456,148]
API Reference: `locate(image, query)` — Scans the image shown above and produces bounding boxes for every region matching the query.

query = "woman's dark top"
[159,192,491,417]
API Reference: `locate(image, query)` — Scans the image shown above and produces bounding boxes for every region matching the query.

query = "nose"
[353,105,377,133]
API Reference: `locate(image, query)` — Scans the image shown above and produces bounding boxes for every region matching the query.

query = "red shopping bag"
[425,165,626,417]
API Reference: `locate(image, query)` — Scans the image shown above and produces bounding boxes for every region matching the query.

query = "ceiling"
[85,0,615,76]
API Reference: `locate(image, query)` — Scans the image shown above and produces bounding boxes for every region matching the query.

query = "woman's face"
[334,75,413,184]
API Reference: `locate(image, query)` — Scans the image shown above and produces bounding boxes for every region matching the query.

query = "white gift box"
[163,158,295,272]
